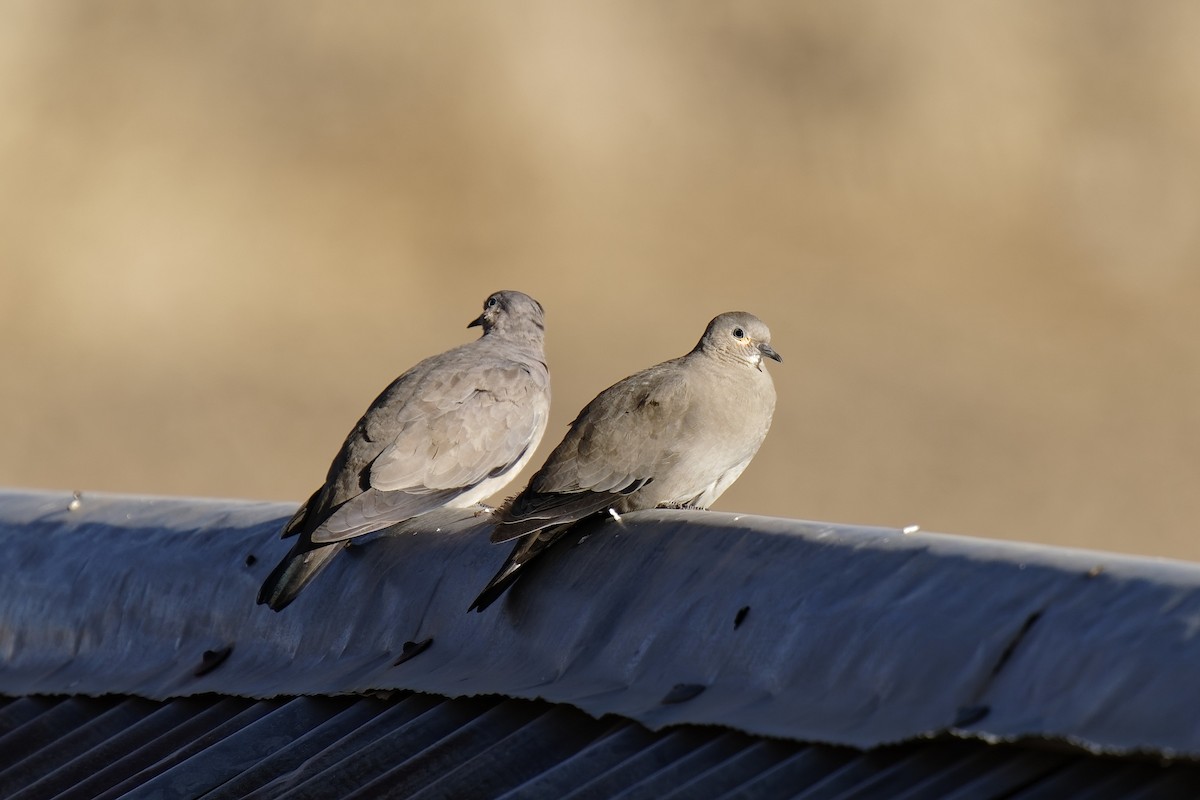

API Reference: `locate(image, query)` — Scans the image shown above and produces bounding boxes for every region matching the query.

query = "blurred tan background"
[2,2,1199,559]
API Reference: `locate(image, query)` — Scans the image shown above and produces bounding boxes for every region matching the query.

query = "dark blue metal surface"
[3,693,1197,799]
[2,488,1200,760]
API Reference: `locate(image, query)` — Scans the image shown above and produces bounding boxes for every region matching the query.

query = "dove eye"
[732,327,745,340]
[486,297,498,309]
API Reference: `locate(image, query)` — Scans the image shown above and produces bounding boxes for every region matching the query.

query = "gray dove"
[469,311,780,612]
[258,290,550,611]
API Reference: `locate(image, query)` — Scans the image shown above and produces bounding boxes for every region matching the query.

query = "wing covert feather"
[370,360,548,493]
[495,362,690,535]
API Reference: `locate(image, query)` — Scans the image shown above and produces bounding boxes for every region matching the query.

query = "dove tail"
[469,525,571,612]
[468,558,525,612]
[257,541,346,611]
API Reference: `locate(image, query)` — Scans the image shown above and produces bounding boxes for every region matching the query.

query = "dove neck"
[695,341,758,370]
[483,323,545,350]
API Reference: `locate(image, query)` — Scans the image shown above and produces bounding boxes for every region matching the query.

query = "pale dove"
[258,290,550,610]
[469,311,780,612]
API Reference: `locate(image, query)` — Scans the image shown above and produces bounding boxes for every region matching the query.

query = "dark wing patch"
[489,478,651,543]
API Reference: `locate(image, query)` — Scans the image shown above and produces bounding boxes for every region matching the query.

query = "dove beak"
[467,313,485,329]
[758,342,782,363]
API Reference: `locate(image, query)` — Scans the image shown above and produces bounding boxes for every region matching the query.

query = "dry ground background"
[2,2,1199,559]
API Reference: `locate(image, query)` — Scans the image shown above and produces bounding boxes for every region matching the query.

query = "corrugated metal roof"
[4,692,1197,799]
[4,489,1200,759]
[4,487,1200,798]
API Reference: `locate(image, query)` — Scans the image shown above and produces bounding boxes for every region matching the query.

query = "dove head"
[468,290,546,341]
[697,312,782,371]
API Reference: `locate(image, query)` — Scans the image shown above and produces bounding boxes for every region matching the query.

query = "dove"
[258,290,550,611]
[470,311,779,612]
